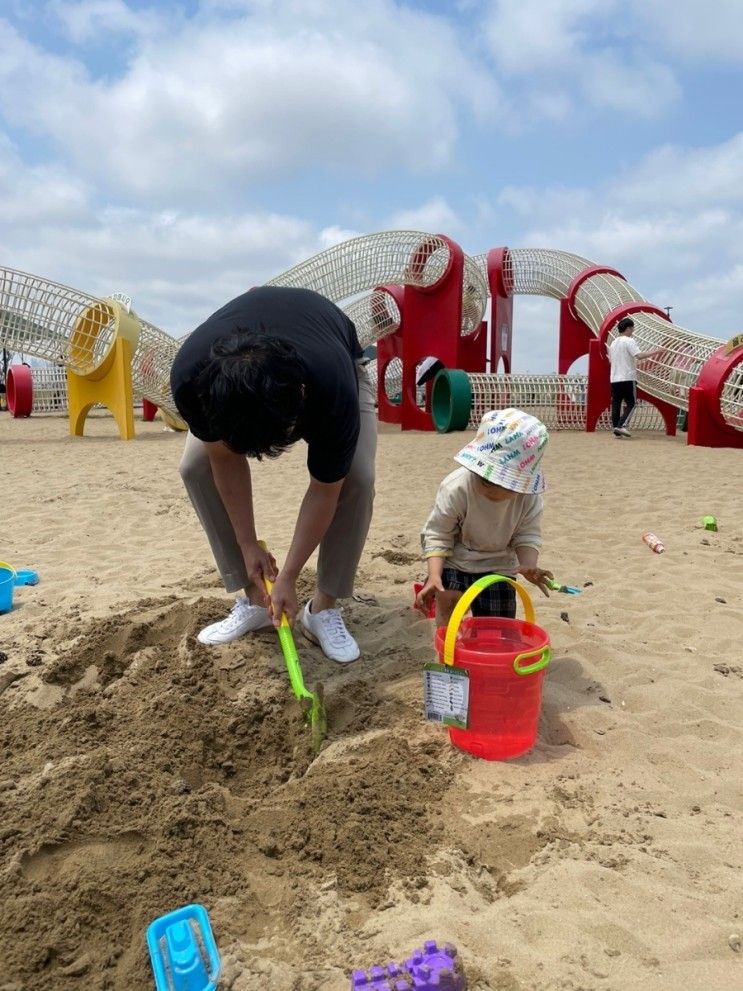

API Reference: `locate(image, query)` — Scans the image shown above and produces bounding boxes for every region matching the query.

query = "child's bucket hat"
[454,408,548,494]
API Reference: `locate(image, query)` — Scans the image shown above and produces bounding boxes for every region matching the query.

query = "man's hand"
[416,575,444,611]
[518,565,554,597]
[268,572,299,626]
[242,540,278,600]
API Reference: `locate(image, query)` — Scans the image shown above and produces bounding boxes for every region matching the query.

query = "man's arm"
[284,476,344,579]
[205,442,277,592]
[269,475,344,623]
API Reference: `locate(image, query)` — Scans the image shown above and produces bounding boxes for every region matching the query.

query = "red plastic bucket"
[435,574,550,760]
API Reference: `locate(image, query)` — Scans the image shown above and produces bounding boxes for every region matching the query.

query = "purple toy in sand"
[351,941,465,991]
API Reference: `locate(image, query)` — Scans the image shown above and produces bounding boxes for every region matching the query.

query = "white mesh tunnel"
[270,231,487,337]
[470,249,739,429]
[463,372,665,432]
[29,365,68,413]
[344,288,402,348]
[131,317,185,419]
[0,266,185,423]
[2,235,741,435]
[0,268,116,373]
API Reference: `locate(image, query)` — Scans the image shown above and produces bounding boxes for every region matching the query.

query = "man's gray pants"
[178,367,377,600]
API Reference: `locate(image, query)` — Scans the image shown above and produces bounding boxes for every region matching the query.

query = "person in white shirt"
[417,408,553,627]
[608,317,664,438]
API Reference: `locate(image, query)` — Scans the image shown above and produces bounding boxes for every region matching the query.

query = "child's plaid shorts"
[441,567,517,618]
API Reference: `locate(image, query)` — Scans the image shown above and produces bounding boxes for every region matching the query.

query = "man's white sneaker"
[617,427,632,437]
[197,598,272,645]
[300,602,360,664]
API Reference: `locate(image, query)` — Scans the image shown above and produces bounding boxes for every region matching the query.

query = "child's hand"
[416,576,444,611]
[518,566,554,597]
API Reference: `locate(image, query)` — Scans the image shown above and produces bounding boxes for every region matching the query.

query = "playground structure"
[1,231,742,446]
[0,269,186,437]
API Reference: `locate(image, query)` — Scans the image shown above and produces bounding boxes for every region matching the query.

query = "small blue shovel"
[146,904,220,991]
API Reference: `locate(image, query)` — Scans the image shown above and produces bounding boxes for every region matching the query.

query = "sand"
[0,412,741,991]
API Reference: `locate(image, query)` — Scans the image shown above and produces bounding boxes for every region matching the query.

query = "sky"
[1,0,742,371]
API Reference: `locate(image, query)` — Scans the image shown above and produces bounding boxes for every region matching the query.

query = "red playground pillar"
[142,398,158,421]
[586,303,677,435]
[687,339,743,448]
[396,235,485,431]
[487,248,513,373]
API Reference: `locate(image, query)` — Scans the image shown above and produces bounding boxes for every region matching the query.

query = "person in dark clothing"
[171,286,376,663]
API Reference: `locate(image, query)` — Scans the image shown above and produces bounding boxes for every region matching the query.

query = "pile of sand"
[1,415,741,990]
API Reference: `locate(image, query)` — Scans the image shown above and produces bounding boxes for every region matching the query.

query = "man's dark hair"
[617,317,635,333]
[195,332,305,458]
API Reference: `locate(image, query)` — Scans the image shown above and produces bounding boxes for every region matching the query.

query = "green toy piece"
[546,578,582,595]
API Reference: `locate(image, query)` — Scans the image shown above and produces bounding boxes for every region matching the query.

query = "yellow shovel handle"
[443,574,535,667]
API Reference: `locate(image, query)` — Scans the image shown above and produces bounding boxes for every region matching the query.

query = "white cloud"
[0,3,499,201]
[579,53,680,117]
[1,1,741,377]
[480,0,684,120]
[47,0,168,43]
[386,197,463,237]
[616,134,743,209]
[634,0,743,62]
[0,137,342,337]
[495,134,743,340]
[0,135,89,225]
[482,0,612,74]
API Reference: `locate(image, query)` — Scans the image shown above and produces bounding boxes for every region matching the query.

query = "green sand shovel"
[258,542,327,751]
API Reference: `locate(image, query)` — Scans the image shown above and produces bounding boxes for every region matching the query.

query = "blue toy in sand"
[15,569,40,586]
[146,904,221,991]
[0,563,40,614]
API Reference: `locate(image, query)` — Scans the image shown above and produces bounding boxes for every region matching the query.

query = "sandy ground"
[0,411,741,991]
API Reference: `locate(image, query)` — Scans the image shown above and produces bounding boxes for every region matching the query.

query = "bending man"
[171,286,376,663]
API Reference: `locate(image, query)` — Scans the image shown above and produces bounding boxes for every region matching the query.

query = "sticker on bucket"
[423,662,469,729]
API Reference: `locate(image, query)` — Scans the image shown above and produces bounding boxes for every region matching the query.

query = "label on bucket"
[422,663,469,729]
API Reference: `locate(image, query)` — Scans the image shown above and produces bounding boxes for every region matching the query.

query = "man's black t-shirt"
[170,286,363,483]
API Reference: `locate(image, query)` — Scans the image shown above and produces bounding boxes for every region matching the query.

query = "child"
[417,407,553,626]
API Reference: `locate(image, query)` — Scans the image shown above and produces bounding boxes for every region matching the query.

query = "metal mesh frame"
[466,372,666,431]
[29,364,68,413]
[0,267,116,374]
[344,289,402,348]
[365,364,667,430]
[2,237,741,434]
[270,231,487,335]
[471,248,738,428]
[131,317,185,419]
[0,267,185,423]
[721,362,743,428]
